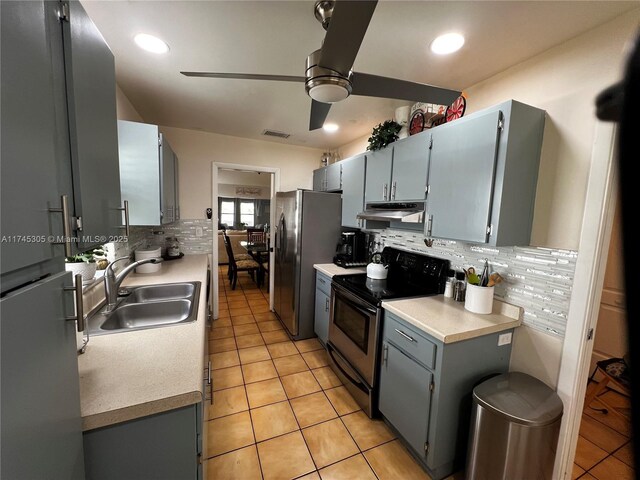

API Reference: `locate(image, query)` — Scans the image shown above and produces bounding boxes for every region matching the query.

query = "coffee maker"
[334,231,368,268]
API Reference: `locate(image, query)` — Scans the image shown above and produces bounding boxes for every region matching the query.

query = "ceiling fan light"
[134,33,170,54]
[323,123,339,132]
[308,84,350,103]
[430,33,465,55]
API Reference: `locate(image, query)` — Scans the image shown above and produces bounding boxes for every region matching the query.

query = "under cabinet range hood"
[357,202,425,223]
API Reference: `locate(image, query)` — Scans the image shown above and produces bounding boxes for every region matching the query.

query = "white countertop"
[77,254,209,431]
[314,263,367,277]
[382,296,522,344]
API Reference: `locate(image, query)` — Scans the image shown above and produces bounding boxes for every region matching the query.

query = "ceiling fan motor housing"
[305,49,352,103]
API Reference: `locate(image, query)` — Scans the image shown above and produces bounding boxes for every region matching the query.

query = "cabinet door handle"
[116,200,130,236]
[207,360,212,385]
[325,297,330,312]
[318,277,326,285]
[48,194,72,256]
[391,181,397,200]
[383,183,388,200]
[395,328,416,343]
[64,274,84,332]
[383,343,388,366]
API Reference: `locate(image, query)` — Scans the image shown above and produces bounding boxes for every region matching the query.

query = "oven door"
[328,283,381,387]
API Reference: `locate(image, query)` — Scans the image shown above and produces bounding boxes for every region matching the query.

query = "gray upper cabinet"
[364,148,393,202]
[340,154,366,228]
[1,0,63,273]
[62,0,122,251]
[391,134,430,201]
[426,100,545,246]
[118,121,180,225]
[312,163,341,192]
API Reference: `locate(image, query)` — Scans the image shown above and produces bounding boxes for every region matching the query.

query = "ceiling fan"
[181,0,461,131]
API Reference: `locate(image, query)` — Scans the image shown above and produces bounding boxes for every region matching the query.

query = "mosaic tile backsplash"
[377,229,578,338]
[129,219,215,255]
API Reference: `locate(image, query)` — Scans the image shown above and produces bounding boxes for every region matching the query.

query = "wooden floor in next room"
[206,266,436,480]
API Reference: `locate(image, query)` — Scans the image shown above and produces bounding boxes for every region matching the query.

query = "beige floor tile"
[209,337,238,353]
[251,306,271,314]
[325,386,360,416]
[574,435,609,470]
[228,300,249,309]
[213,317,232,328]
[290,392,338,428]
[231,314,256,325]
[262,330,290,344]
[364,440,430,480]
[302,418,359,468]
[583,406,632,437]
[258,321,284,332]
[212,366,244,392]
[210,326,234,340]
[225,290,244,297]
[257,431,316,480]
[211,350,240,370]
[236,333,265,349]
[238,345,271,364]
[572,463,585,480]
[245,378,287,408]
[319,454,377,480]
[205,445,262,480]
[254,312,278,322]
[209,384,248,417]
[580,474,597,480]
[234,323,260,336]
[590,455,635,480]
[273,354,310,376]
[295,338,323,353]
[242,359,278,384]
[281,371,322,399]
[297,473,321,480]
[206,411,255,457]
[342,411,395,451]
[244,292,264,299]
[217,310,231,320]
[250,400,299,442]
[266,341,299,358]
[614,442,634,467]
[579,414,628,453]
[312,367,342,390]
[230,306,253,316]
[302,349,330,369]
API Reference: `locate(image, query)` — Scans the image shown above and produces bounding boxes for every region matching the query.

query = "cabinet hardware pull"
[116,200,130,236]
[427,215,433,237]
[391,181,397,200]
[48,194,72,256]
[383,343,388,366]
[394,328,416,343]
[208,360,211,385]
[383,183,388,200]
[64,274,84,332]
[325,297,329,312]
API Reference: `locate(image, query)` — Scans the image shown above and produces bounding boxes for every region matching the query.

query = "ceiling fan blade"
[351,72,461,106]
[318,1,377,74]
[309,100,332,131]
[180,72,305,82]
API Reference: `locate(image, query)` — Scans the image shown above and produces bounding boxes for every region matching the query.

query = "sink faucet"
[104,256,163,312]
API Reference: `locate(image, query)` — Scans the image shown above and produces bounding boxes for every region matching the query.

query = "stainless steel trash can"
[466,372,563,480]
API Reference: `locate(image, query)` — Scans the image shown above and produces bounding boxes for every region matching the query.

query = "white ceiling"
[82,0,637,149]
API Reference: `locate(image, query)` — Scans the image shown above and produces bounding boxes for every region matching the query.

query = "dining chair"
[223,231,260,290]
[246,227,265,243]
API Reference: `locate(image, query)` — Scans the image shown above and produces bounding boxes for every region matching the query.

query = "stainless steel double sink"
[87,282,201,335]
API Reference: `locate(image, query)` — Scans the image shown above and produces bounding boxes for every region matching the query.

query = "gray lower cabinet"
[426,100,545,246]
[83,403,203,480]
[340,154,366,228]
[379,311,513,480]
[314,271,332,344]
[312,164,342,192]
[118,121,180,225]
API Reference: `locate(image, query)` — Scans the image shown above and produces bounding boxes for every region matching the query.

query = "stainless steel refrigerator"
[274,190,341,339]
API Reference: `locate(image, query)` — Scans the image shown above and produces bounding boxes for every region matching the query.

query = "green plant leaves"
[367,120,402,151]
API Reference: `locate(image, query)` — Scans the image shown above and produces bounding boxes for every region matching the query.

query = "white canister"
[464,284,495,314]
[135,247,162,273]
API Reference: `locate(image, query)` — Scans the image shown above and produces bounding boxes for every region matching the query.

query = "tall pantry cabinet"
[1,1,121,477]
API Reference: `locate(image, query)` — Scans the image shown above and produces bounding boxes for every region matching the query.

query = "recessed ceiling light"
[323,123,339,132]
[430,33,465,55]
[134,33,169,54]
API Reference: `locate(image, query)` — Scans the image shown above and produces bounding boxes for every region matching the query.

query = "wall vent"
[262,129,291,139]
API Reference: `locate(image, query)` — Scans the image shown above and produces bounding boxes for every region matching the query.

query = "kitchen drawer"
[383,312,436,370]
[316,271,332,296]
[601,288,625,309]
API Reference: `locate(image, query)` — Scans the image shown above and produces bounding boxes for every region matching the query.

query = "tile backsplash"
[376,229,577,338]
[129,219,215,255]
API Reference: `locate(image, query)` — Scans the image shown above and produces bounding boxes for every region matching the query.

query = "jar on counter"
[165,236,181,258]
[454,271,466,302]
[444,269,455,298]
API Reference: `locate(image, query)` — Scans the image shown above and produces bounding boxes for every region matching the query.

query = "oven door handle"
[327,344,368,394]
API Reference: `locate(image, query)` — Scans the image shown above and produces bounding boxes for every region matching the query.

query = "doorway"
[211,163,280,319]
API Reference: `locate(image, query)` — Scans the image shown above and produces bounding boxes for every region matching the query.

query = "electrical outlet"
[498,332,513,346]
[195,227,203,237]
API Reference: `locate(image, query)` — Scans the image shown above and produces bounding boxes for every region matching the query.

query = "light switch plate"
[498,332,513,346]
